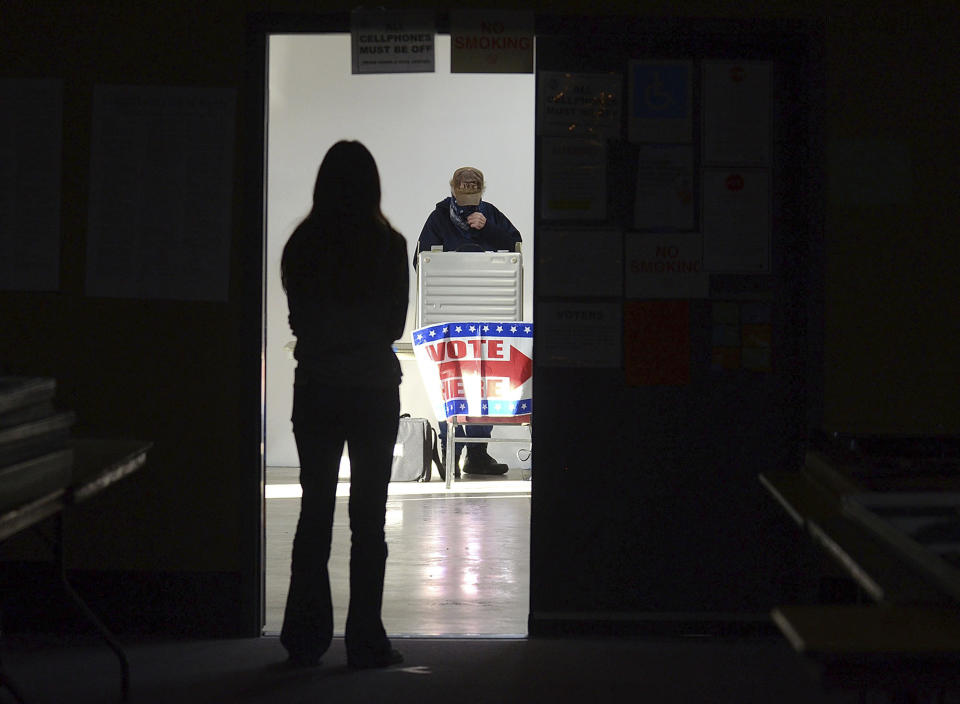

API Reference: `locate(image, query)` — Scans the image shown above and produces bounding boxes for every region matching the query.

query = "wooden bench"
[760,469,947,604]
[761,450,960,699]
[772,604,960,698]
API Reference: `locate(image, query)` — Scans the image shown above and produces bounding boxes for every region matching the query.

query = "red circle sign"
[725,174,744,191]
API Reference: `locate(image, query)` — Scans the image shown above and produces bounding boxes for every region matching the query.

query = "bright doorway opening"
[263,33,535,636]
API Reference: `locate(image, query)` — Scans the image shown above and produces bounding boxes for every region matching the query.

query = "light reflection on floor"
[265,467,531,637]
[266,480,532,498]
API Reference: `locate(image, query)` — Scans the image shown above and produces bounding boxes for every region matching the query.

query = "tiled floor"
[265,466,532,637]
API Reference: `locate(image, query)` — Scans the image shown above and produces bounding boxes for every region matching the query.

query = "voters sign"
[413,322,533,420]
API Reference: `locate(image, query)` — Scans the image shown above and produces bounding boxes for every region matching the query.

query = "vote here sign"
[412,321,533,420]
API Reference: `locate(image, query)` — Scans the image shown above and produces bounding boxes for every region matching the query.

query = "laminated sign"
[413,322,533,420]
[450,10,533,73]
[350,9,435,74]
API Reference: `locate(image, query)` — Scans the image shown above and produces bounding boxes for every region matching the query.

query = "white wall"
[266,34,535,468]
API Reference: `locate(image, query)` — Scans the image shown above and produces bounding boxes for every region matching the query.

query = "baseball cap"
[450,167,484,206]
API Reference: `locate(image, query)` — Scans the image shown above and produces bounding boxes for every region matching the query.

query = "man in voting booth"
[414,166,522,475]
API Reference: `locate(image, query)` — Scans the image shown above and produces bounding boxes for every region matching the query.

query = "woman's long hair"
[281,140,394,299]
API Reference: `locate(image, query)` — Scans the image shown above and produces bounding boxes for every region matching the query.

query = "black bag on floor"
[390,414,442,482]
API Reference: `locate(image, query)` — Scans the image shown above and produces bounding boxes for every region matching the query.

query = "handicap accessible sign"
[628,60,692,143]
[412,322,533,420]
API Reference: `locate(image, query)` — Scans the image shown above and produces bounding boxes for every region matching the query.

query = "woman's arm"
[389,231,410,341]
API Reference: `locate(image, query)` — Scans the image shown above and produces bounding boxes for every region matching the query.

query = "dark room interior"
[2,2,958,702]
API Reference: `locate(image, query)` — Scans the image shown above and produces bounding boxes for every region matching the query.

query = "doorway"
[263,33,536,636]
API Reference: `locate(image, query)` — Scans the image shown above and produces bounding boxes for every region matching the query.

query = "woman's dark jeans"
[280,381,400,661]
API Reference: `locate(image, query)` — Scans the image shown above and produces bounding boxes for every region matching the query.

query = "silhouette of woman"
[279,140,407,668]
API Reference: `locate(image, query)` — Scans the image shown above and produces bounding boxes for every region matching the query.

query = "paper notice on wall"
[702,168,770,273]
[633,144,695,230]
[0,79,62,291]
[625,232,707,299]
[537,228,622,297]
[537,71,622,138]
[351,9,435,74]
[450,10,534,73]
[624,300,690,386]
[540,138,607,220]
[86,85,235,301]
[537,301,622,368]
[702,61,772,165]
[628,61,692,144]
[711,301,772,373]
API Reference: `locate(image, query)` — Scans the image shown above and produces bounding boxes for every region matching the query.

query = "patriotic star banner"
[412,321,533,420]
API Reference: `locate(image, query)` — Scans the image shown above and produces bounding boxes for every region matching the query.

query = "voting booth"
[415,248,524,328]
[414,249,532,488]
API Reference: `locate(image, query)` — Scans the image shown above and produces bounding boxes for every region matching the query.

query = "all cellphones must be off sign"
[351,9,435,74]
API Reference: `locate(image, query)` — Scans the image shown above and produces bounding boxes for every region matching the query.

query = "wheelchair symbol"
[644,71,673,112]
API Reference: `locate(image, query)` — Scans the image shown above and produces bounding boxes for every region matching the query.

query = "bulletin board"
[529,17,822,623]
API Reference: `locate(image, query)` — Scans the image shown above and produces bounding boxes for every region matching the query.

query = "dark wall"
[0,0,257,635]
[1,1,957,636]
[528,17,818,632]
[818,6,960,434]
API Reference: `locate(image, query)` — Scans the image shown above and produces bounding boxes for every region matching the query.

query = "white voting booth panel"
[416,249,531,488]
[416,249,523,328]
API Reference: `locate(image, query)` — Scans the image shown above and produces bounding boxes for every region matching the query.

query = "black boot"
[462,445,508,475]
